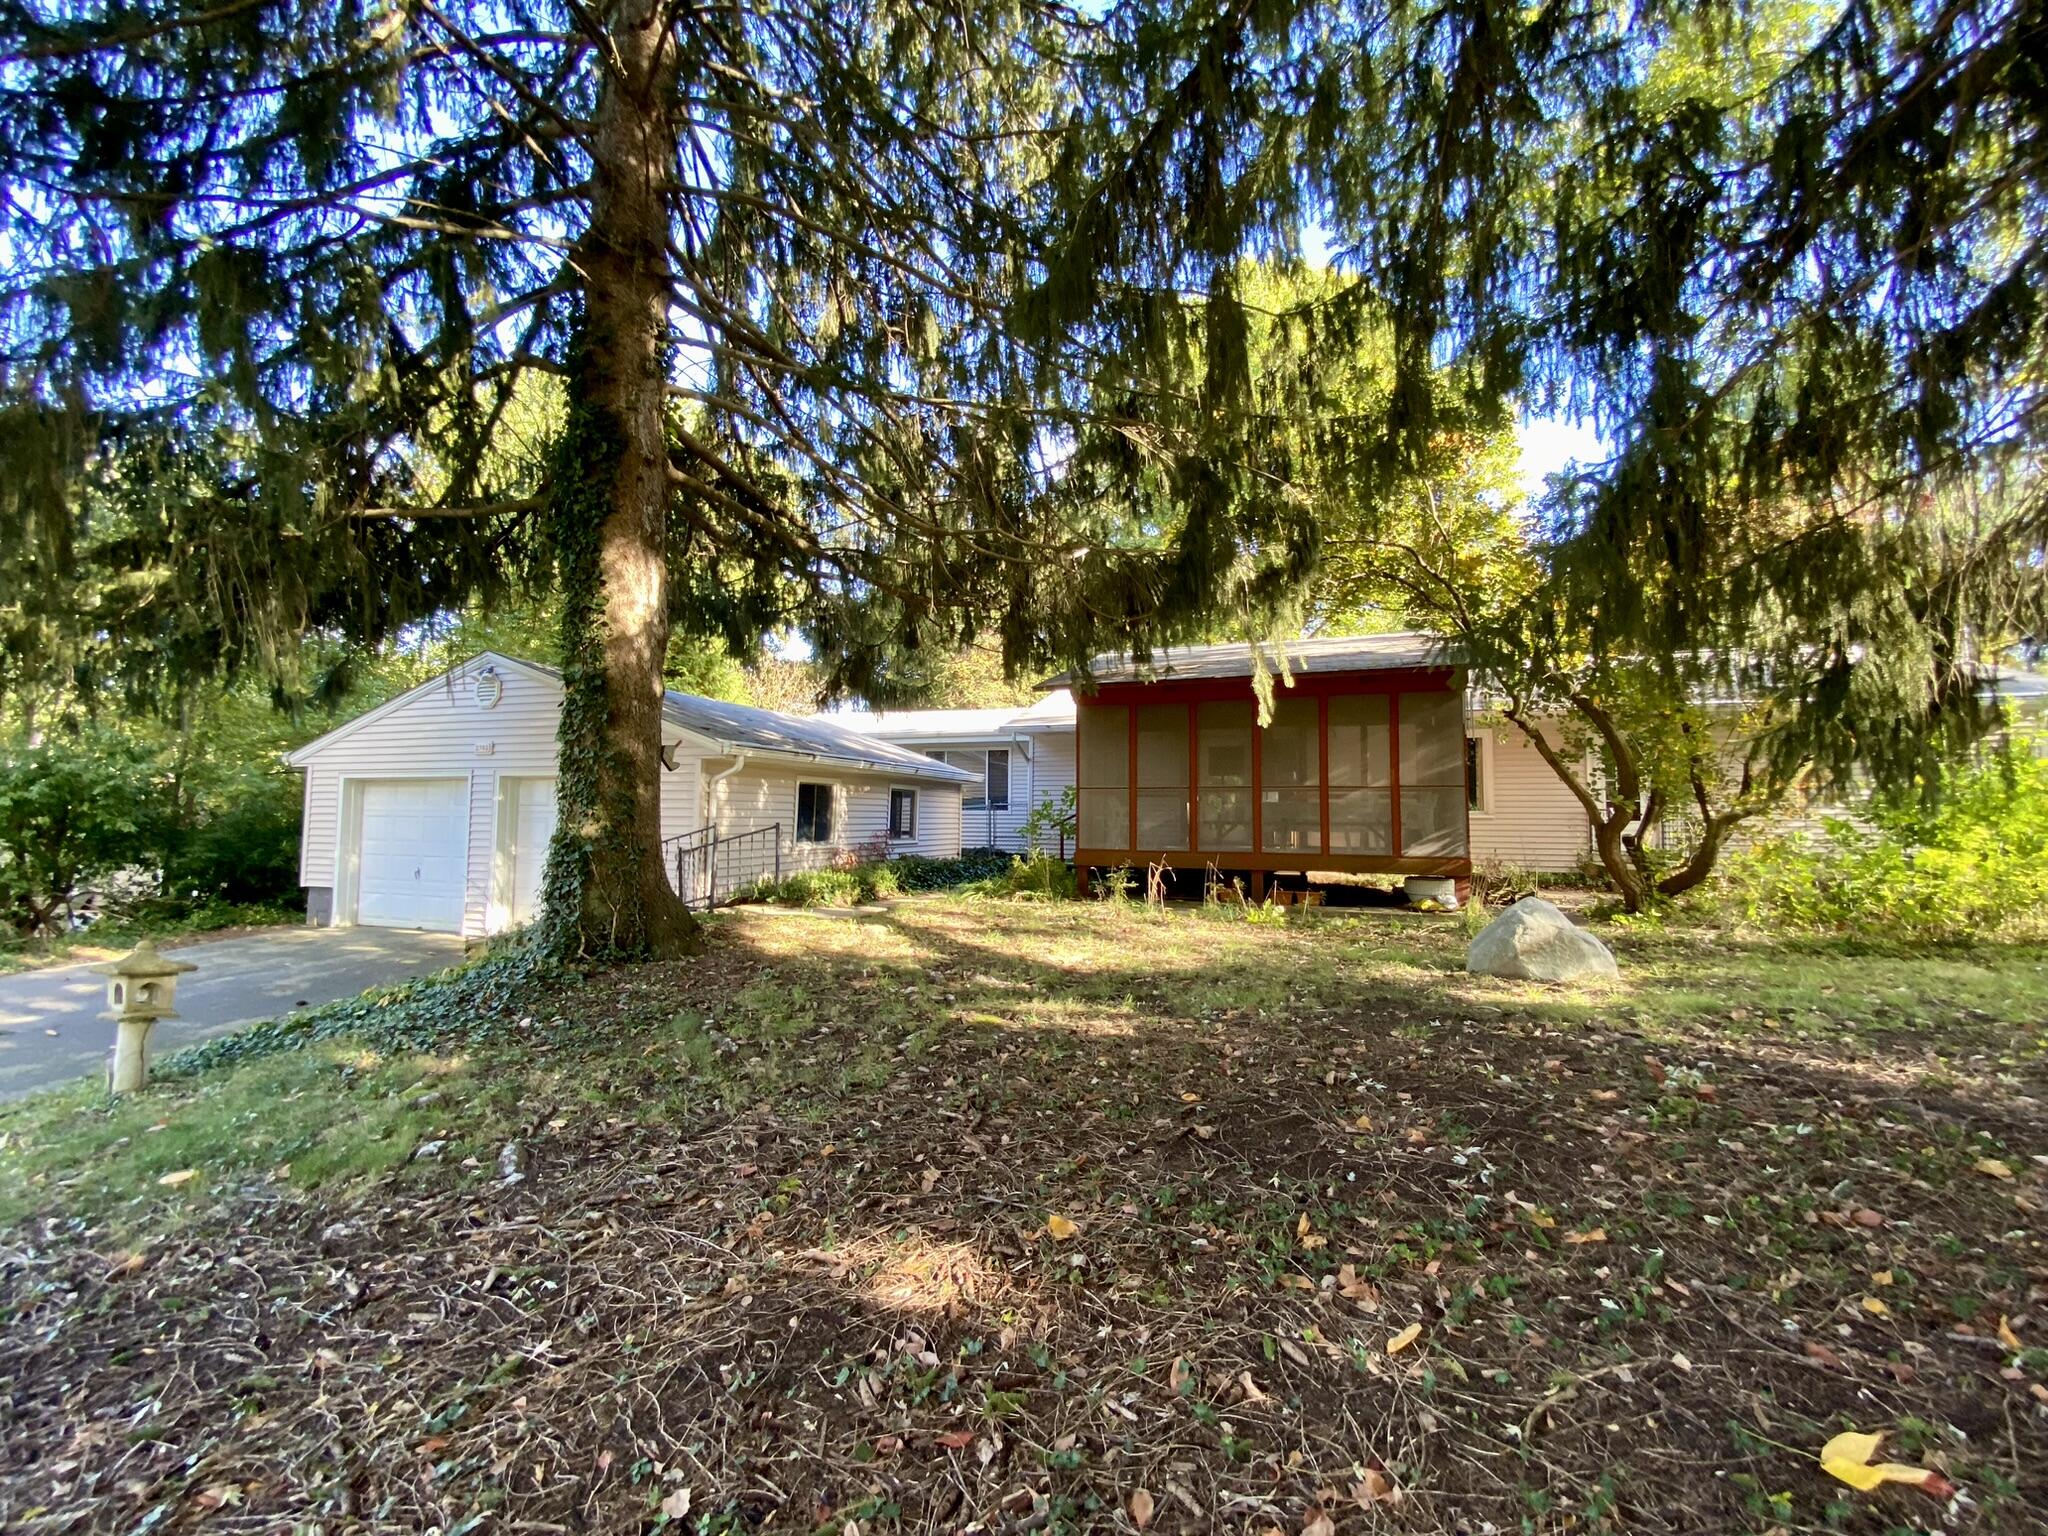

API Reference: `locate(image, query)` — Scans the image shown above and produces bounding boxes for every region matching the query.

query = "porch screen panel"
[1397,691,1468,856]
[1135,704,1189,850]
[1195,700,1252,851]
[1077,703,1131,848]
[1260,696,1321,852]
[1326,694,1392,853]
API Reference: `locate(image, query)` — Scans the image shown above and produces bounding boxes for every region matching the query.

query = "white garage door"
[355,779,468,931]
[507,777,558,926]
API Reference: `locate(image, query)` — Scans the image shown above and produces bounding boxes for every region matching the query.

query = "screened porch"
[1072,670,1472,894]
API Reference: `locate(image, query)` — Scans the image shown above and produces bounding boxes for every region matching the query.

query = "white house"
[848,644,1597,873]
[285,652,973,938]
[840,690,1078,851]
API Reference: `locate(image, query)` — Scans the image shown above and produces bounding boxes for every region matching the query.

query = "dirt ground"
[2,897,2043,1534]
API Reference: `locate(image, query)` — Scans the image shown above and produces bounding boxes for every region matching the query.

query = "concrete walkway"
[0,927,465,1101]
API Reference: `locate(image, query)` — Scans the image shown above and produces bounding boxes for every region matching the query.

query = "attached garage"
[350,778,469,931]
[286,652,972,940]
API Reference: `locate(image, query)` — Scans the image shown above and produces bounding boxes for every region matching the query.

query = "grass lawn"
[1,895,2044,1533]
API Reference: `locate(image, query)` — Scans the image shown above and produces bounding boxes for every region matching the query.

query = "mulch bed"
[2,904,2043,1533]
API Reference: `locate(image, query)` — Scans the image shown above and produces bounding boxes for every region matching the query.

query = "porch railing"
[664,822,782,911]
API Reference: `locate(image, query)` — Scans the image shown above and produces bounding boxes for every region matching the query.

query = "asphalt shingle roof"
[1039,632,1458,688]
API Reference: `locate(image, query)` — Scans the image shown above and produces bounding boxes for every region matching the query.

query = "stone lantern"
[90,940,198,1095]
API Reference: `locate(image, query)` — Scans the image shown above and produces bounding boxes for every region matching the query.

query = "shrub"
[961,849,1076,900]
[1714,734,2048,943]
[746,846,1021,907]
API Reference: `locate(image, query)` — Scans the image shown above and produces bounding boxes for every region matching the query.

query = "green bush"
[961,849,1077,900]
[1715,735,2048,942]
[746,846,1019,907]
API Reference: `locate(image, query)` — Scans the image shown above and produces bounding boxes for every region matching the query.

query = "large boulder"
[1466,897,1619,983]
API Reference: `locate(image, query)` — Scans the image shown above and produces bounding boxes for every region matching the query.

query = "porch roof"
[1040,632,1459,689]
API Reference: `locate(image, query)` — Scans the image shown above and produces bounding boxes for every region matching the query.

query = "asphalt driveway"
[0,927,466,1101]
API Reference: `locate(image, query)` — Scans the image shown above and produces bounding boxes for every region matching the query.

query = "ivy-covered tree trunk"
[539,0,695,961]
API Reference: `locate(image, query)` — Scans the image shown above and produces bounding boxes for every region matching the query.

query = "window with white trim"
[795,782,835,843]
[889,787,917,839]
[925,747,1009,810]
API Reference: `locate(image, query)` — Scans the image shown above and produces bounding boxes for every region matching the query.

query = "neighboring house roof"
[840,688,1078,742]
[1039,631,1458,688]
[285,651,974,785]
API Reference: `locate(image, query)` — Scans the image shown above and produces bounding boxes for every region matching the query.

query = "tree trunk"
[542,0,695,959]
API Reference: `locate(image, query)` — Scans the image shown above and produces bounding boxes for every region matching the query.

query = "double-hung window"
[925,747,1009,810]
[889,787,917,840]
[795,782,835,843]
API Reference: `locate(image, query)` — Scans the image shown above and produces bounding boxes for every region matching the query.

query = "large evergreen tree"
[0,0,1315,957]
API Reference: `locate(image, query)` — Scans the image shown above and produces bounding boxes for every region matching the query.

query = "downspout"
[704,749,748,824]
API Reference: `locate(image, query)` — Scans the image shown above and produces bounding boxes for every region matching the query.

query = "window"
[927,747,1009,809]
[889,787,917,840]
[1260,695,1321,852]
[1196,699,1253,850]
[1135,704,1189,850]
[1077,703,1130,847]
[795,782,835,843]
[1466,734,1487,813]
[1327,693,1392,853]
[1397,691,1468,857]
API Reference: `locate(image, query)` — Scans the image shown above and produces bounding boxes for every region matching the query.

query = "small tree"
[0,734,158,934]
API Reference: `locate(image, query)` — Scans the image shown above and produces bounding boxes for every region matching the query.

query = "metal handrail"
[663,821,782,911]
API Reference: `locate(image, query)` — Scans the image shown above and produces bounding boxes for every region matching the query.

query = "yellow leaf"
[1818,1430,1948,1495]
[1045,1214,1079,1241]
[1871,1269,1893,1286]
[1352,1114,1373,1131]
[1862,1296,1891,1317]
[1997,1315,2022,1352]
[157,1169,199,1188]
[1385,1323,1422,1355]
[1563,1227,1606,1245]
[1528,1210,1557,1230]
[1975,1158,2014,1180]
[1129,1488,1155,1529]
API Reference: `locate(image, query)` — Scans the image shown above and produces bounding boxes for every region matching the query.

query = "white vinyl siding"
[293,654,707,941]
[705,764,963,867]
[1024,731,1077,853]
[1468,724,1595,872]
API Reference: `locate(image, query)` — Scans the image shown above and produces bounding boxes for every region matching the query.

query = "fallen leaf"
[1169,1356,1193,1393]
[1851,1208,1886,1229]
[1671,1352,1693,1372]
[1352,1114,1373,1131]
[1352,1468,1399,1506]
[1527,1210,1557,1230]
[1997,1315,2023,1352]
[1872,1269,1894,1286]
[661,1486,691,1520]
[1385,1323,1422,1355]
[192,1484,243,1510]
[1301,1508,1335,1536]
[1975,1158,2014,1180]
[1129,1487,1155,1529]
[157,1168,199,1188]
[1803,1340,1844,1369]
[1045,1213,1079,1241]
[1818,1430,1956,1498]
[1563,1227,1606,1245]
[105,1250,146,1279]
[933,1428,976,1450]
[1861,1296,1891,1317]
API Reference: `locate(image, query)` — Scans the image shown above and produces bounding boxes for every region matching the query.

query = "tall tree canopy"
[0,0,1318,956]
[6,0,2044,949]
